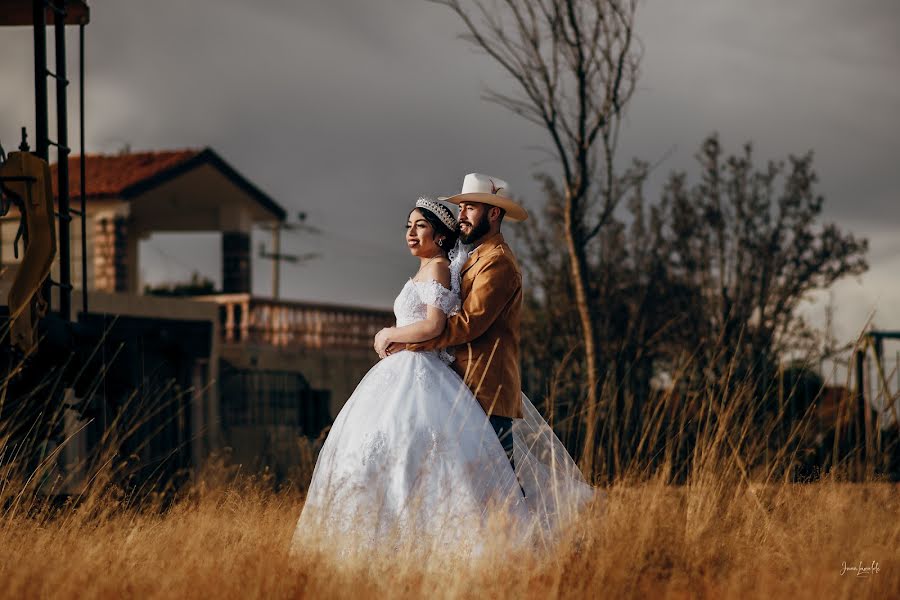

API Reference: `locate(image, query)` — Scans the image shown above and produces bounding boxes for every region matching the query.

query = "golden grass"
[1,467,896,599]
[1,334,897,598]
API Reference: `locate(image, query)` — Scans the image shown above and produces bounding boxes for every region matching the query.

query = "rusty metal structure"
[1,0,89,331]
[850,330,900,477]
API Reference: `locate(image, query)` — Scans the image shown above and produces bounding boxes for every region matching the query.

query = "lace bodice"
[393,279,460,327]
[391,278,460,365]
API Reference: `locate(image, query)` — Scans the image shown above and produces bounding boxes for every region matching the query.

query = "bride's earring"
[437,238,444,247]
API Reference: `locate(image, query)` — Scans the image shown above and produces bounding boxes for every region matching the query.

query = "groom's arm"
[407,256,520,351]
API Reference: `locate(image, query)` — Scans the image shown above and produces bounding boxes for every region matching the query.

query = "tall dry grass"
[0,345,897,598]
[1,469,895,598]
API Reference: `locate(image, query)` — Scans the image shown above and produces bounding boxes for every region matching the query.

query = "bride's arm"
[405,254,518,352]
[373,262,451,356]
[379,305,447,345]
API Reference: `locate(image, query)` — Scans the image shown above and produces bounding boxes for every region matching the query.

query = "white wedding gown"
[291,257,595,558]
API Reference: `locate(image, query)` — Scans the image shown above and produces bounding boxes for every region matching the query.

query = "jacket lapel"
[460,254,479,276]
[460,232,504,277]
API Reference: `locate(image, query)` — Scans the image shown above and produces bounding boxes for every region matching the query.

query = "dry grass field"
[0,457,896,599]
[1,354,897,599]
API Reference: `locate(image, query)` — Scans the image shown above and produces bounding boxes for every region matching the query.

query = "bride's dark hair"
[409,206,459,253]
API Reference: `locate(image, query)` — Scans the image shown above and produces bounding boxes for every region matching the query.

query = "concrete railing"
[194,293,394,351]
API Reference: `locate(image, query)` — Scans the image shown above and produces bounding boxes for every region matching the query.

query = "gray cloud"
[1,0,898,336]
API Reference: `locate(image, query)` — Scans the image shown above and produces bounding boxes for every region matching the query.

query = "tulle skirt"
[290,349,595,559]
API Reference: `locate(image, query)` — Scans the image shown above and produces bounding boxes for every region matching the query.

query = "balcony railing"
[195,293,394,351]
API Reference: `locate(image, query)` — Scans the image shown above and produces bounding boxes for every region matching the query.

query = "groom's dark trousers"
[489,415,526,498]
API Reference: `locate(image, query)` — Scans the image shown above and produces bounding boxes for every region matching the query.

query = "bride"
[291,195,594,558]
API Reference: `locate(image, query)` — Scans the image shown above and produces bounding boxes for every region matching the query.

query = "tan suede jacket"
[408,232,523,418]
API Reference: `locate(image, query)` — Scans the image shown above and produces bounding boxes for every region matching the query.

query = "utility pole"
[271,224,281,299]
[258,212,320,299]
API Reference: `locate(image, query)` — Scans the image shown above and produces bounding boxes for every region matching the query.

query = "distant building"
[1,148,392,481]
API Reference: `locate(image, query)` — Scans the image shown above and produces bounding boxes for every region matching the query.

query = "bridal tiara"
[416,197,457,231]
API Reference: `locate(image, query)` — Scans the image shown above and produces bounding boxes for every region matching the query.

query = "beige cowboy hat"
[439,173,529,222]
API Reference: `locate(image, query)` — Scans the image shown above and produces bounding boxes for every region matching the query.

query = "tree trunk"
[564,186,600,477]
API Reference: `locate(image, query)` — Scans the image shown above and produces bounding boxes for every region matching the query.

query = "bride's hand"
[374,328,394,358]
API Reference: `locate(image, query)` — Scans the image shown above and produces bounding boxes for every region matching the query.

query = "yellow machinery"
[0,150,58,352]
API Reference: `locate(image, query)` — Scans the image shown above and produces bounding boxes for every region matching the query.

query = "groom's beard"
[459,213,491,245]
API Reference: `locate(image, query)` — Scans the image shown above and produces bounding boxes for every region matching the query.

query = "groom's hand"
[384,342,405,356]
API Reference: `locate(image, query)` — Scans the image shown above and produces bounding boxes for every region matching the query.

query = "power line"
[143,241,206,278]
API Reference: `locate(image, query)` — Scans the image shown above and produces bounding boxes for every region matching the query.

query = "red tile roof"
[48,147,286,220]
[51,149,201,199]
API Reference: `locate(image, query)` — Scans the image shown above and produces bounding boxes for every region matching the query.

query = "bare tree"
[660,135,869,380]
[431,0,642,466]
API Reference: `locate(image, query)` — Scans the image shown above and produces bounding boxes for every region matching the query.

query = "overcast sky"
[1,0,898,348]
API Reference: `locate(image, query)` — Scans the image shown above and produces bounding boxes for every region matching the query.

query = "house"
[1,148,392,482]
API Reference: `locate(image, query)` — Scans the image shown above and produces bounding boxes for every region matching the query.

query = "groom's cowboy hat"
[439,173,529,222]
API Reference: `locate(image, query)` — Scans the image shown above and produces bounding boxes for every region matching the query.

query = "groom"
[389,173,529,473]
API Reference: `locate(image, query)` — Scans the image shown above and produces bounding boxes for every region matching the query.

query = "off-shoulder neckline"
[409,277,451,287]
[408,278,455,296]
